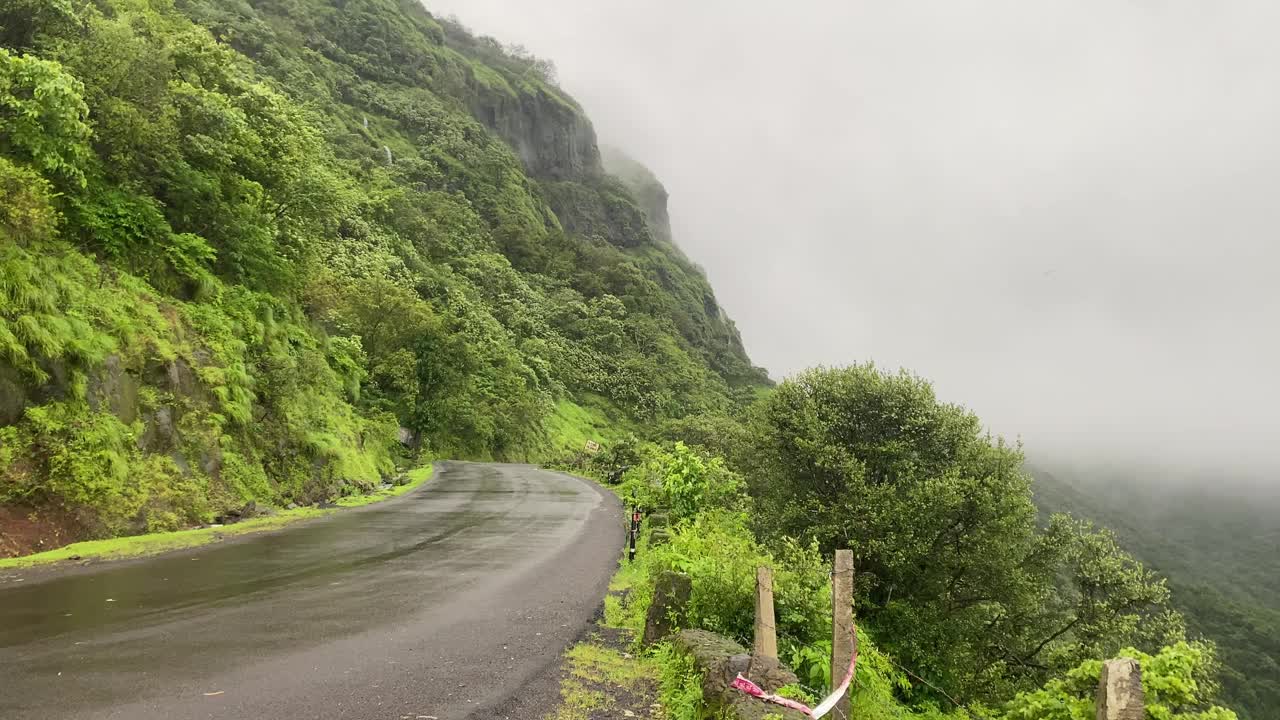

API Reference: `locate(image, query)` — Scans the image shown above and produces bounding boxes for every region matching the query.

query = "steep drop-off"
[1031,465,1280,719]
[0,0,766,554]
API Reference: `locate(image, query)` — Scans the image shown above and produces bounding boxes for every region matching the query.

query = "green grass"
[467,60,516,97]
[333,463,435,507]
[543,397,614,454]
[604,552,648,631]
[552,637,659,720]
[0,463,435,569]
[566,642,654,690]
[609,557,645,593]
[541,394,638,461]
[655,641,705,720]
[0,507,331,569]
[550,683,611,720]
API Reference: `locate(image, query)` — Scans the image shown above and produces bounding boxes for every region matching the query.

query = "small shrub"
[25,402,137,514]
[783,638,832,694]
[1001,642,1236,720]
[776,683,819,705]
[655,642,703,720]
[633,510,830,649]
[619,441,744,522]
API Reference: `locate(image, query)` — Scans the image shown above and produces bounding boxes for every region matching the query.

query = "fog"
[426,1,1280,481]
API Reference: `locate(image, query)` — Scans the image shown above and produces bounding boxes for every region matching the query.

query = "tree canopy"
[745,366,1182,701]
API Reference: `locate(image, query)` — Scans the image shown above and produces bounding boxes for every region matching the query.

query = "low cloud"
[427,0,1280,481]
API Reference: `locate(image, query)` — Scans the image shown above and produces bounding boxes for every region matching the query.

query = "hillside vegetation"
[592,366,1237,719]
[0,0,763,547]
[1031,466,1280,719]
[0,2,1253,719]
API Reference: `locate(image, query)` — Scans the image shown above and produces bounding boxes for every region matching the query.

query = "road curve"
[0,462,624,720]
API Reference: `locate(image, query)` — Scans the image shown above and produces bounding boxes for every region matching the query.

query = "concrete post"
[1097,658,1145,720]
[831,549,855,719]
[642,571,692,645]
[754,566,778,659]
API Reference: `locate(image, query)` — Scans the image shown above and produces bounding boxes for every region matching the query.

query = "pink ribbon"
[730,624,858,718]
[731,674,815,714]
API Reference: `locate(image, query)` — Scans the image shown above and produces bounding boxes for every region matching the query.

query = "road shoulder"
[0,463,435,572]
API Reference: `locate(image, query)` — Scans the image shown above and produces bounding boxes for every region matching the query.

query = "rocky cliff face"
[596,147,763,383]
[457,69,767,384]
[602,146,674,245]
[469,85,600,180]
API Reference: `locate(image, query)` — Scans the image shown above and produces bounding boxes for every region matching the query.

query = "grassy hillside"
[1030,464,1280,719]
[0,0,765,553]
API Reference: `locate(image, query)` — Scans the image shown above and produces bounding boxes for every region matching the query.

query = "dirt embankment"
[0,505,86,558]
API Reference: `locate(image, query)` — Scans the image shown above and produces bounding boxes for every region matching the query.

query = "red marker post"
[628,509,642,561]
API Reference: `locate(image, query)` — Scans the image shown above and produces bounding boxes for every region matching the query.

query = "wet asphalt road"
[0,462,624,720]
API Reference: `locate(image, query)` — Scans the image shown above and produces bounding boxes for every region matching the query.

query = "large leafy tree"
[0,48,91,187]
[747,365,1178,701]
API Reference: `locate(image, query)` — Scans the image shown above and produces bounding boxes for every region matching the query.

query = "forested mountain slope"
[0,5,1255,717]
[1031,465,1280,719]
[0,0,765,553]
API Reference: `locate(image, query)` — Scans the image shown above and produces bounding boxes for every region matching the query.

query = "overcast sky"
[426,1,1280,479]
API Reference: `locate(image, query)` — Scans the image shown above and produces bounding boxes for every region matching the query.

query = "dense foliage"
[632,510,831,649]
[1031,466,1280,719]
[601,365,1237,718]
[0,0,763,540]
[618,441,743,522]
[612,443,969,720]
[1,2,1253,719]
[1002,643,1235,720]
[745,366,1182,702]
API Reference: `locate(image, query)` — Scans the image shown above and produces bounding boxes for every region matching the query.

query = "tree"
[620,441,743,521]
[0,48,91,188]
[746,365,1179,701]
[655,412,753,466]
[1019,517,1182,674]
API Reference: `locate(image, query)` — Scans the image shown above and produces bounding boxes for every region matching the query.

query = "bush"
[8,401,208,534]
[655,641,705,720]
[1001,642,1236,720]
[632,510,830,649]
[0,156,60,243]
[619,441,745,522]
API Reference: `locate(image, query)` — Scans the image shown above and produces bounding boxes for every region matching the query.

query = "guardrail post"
[1097,658,1145,720]
[628,500,641,562]
[754,566,778,659]
[832,549,855,719]
[642,571,692,645]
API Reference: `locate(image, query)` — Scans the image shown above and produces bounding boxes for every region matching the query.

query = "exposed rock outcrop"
[602,145,673,245]
[642,571,692,644]
[672,629,809,720]
[468,83,599,180]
